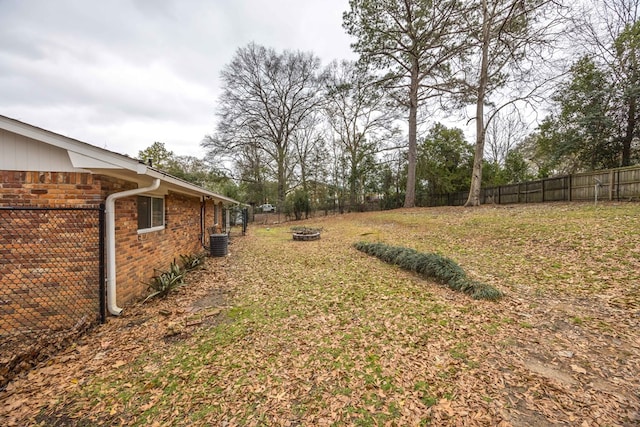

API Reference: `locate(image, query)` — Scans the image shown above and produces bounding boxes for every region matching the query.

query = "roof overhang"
[0,115,239,205]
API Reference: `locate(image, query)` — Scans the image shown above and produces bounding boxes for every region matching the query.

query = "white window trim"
[137,224,165,235]
[137,195,165,233]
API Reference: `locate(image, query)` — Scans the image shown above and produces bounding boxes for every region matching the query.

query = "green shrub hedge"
[353,241,503,300]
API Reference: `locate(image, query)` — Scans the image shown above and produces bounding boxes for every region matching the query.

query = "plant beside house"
[144,253,207,302]
[180,252,206,270]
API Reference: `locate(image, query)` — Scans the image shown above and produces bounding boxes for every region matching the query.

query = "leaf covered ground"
[2,202,639,426]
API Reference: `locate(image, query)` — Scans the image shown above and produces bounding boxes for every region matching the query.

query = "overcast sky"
[0,0,357,158]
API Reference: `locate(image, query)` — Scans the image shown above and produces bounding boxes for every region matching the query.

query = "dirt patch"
[524,358,577,387]
[190,287,230,311]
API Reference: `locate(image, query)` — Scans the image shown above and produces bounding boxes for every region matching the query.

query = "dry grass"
[2,202,639,426]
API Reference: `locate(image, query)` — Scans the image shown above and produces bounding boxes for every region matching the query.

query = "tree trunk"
[349,162,358,212]
[622,96,635,167]
[404,58,419,208]
[465,0,490,207]
[277,147,286,209]
[300,160,308,193]
[466,110,486,206]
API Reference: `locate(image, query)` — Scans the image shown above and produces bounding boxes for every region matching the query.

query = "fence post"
[542,179,546,203]
[568,174,572,202]
[99,204,106,324]
[609,170,615,201]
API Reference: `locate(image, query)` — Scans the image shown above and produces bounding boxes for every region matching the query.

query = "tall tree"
[463,0,564,206]
[203,43,322,208]
[564,0,640,167]
[532,56,617,172]
[343,0,466,208]
[324,60,398,210]
[613,19,640,165]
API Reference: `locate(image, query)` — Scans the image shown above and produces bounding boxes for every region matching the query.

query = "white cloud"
[0,0,355,158]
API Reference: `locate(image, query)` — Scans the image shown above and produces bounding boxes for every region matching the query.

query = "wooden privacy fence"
[429,165,640,206]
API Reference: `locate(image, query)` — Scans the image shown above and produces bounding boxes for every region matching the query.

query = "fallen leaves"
[570,364,587,375]
[1,203,640,426]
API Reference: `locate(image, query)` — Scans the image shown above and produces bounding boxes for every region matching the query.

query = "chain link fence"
[0,206,104,388]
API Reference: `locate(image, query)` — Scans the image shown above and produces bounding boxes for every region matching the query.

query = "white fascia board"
[0,115,147,174]
[67,151,147,173]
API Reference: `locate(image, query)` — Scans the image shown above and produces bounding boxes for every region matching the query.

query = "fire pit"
[291,226,322,241]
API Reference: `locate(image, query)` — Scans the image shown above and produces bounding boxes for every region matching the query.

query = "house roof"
[0,115,239,205]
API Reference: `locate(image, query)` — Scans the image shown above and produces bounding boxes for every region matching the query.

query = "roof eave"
[0,115,240,205]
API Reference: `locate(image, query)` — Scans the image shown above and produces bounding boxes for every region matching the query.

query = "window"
[137,196,164,232]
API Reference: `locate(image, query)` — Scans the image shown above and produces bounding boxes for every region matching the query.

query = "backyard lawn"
[2,202,639,426]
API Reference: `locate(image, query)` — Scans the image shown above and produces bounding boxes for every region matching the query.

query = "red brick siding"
[0,171,101,207]
[204,199,217,240]
[0,171,102,334]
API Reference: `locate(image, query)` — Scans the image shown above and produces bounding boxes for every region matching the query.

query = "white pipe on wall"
[105,178,160,316]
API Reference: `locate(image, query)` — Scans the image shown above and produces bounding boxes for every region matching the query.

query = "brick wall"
[0,171,103,338]
[1,169,226,386]
[0,171,102,207]
[0,208,101,333]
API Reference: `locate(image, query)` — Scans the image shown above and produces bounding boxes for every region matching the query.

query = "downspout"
[201,196,206,247]
[105,178,161,316]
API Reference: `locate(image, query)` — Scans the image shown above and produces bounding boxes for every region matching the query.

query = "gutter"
[105,178,161,316]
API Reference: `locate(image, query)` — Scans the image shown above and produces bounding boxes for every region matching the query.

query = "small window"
[137,196,164,232]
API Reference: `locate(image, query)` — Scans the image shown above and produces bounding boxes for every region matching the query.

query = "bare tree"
[324,60,399,210]
[577,0,640,55]
[203,43,323,208]
[290,111,328,193]
[485,108,528,165]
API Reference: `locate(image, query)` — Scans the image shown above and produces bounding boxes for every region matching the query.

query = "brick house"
[0,115,239,325]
